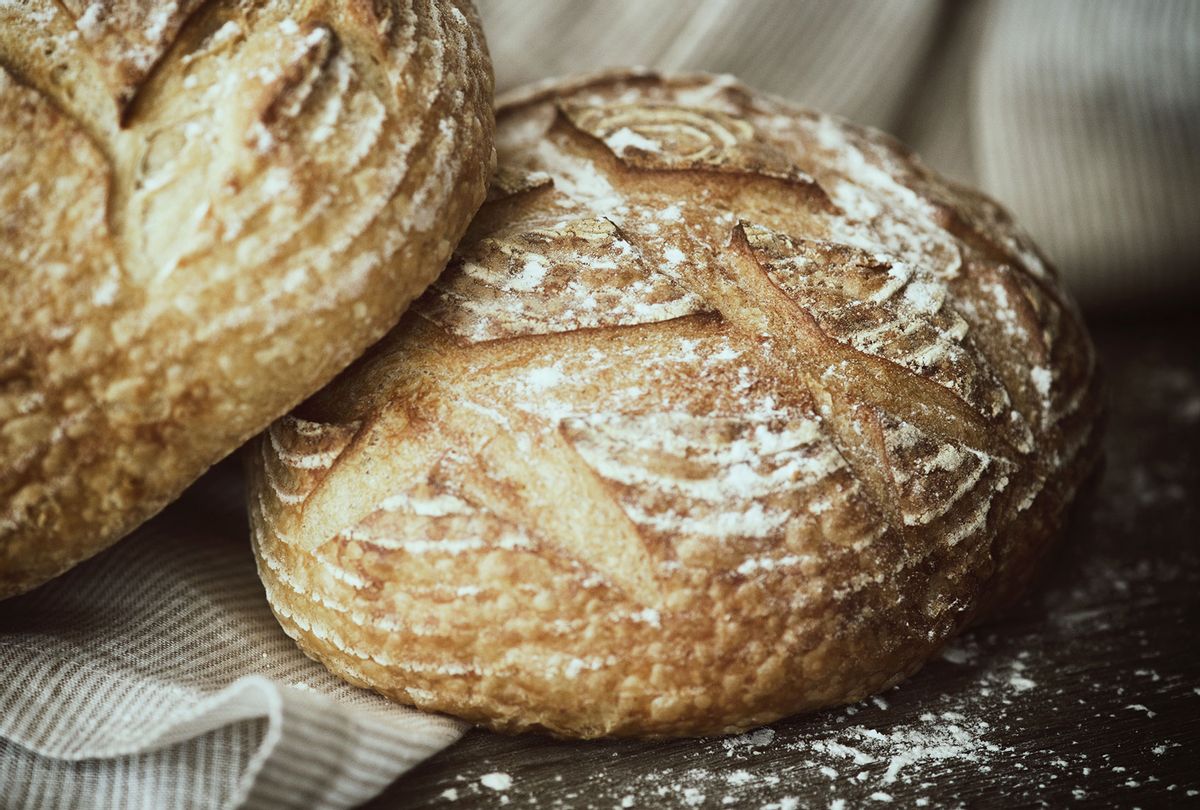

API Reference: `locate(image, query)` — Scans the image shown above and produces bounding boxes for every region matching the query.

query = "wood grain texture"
[248,71,1101,737]
[361,317,1199,808]
[0,0,495,597]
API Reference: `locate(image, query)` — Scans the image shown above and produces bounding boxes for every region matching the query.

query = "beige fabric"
[478,0,1200,306]
[0,464,467,810]
[0,2,1194,806]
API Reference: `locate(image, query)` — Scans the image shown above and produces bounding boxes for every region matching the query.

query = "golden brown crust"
[0,0,495,597]
[248,71,1102,737]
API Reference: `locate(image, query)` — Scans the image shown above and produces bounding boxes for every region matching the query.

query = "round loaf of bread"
[0,1,493,597]
[248,71,1102,737]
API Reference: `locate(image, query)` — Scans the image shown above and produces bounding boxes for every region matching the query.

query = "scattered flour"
[723,728,776,754]
[431,622,1187,808]
[479,772,512,791]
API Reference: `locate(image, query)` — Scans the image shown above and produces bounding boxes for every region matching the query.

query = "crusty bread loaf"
[0,0,493,598]
[248,71,1102,738]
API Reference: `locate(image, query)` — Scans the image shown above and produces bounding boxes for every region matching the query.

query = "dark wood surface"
[362,317,1200,809]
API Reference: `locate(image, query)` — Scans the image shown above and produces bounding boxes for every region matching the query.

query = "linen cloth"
[479,0,1200,307]
[0,462,467,810]
[2,3,1197,808]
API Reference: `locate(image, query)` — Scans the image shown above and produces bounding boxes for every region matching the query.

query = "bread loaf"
[248,71,1102,737]
[0,1,493,597]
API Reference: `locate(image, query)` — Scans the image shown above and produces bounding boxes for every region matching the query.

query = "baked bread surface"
[249,71,1102,737]
[0,0,494,597]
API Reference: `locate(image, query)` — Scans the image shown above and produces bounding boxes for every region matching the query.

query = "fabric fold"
[0,462,466,810]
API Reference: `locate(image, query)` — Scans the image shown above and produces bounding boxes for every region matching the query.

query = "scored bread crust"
[0,0,494,597]
[248,70,1102,737]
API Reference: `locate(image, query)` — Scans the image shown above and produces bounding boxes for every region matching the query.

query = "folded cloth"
[0,462,466,810]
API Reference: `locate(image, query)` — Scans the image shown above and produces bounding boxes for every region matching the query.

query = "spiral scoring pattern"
[250,72,1101,737]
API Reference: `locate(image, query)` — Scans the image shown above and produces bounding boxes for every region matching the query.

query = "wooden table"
[364,317,1200,809]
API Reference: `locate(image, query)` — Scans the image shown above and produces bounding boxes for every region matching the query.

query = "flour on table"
[479,772,512,791]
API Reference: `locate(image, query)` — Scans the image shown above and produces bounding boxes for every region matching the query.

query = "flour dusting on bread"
[0,0,494,597]
[249,71,1101,737]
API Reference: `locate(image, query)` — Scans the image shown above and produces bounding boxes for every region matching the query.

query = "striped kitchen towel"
[478,0,1200,308]
[0,462,466,810]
